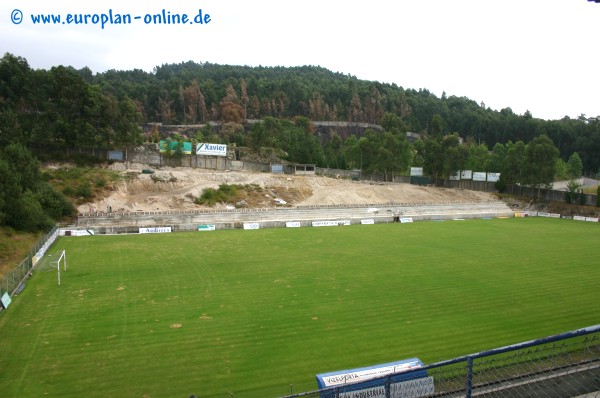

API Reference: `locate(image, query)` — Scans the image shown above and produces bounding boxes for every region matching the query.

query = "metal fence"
[0,225,59,299]
[281,324,600,398]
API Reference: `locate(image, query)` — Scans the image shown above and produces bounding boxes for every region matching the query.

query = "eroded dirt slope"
[77,163,499,214]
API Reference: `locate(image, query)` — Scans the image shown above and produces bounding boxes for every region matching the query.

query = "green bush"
[195,184,239,206]
[195,188,218,206]
[218,183,237,197]
[62,185,75,197]
[94,177,106,188]
[495,177,507,193]
[75,182,92,199]
[565,191,572,204]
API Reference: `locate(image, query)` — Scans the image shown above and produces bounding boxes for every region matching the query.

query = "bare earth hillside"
[77,163,499,214]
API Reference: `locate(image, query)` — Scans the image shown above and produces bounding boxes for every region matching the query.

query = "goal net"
[39,250,67,286]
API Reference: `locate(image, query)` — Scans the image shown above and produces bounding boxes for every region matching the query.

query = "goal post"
[48,250,67,286]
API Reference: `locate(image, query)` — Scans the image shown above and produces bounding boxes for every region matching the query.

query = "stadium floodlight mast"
[49,250,67,286]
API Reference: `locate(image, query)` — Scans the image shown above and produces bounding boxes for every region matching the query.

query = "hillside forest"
[0,52,599,231]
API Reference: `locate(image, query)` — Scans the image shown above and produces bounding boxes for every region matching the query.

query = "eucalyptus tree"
[524,134,560,196]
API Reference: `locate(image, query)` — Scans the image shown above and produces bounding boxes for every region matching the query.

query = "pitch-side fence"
[281,324,600,398]
[0,225,59,300]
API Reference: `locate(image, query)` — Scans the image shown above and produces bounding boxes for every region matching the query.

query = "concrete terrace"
[76,201,515,234]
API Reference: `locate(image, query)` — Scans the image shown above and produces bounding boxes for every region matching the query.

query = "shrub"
[195,184,239,206]
[94,177,106,188]
[62,185,75,197]
[195,188,218,206]
[75,182,92,199]
[495,177,506,194]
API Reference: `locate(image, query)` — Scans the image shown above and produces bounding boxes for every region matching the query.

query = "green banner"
[159,140,192,155]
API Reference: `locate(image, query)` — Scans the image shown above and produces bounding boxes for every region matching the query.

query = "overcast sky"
[2,0,598,120]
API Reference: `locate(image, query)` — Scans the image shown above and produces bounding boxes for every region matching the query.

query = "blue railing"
[282,324,600,398]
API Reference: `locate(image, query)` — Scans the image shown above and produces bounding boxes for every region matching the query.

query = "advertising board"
[196,143,227,156]
[159,140,192,154]
[472,172,487,181]
[1,293,12,309]
[139,227,172,234]
[316,358,433,398]
[487,172,501,182]
[410,167,423,177]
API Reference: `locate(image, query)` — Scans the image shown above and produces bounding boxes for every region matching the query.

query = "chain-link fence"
[281,325,600,398]
[0,225,59,300]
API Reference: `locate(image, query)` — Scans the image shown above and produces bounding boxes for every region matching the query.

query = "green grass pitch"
[0,217,598,398]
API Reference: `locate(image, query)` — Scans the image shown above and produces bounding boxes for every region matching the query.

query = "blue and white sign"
[316,358,432,398]
[286,221,301,228]
[196,143,227,156]
[1,292,12,309]
[243,223,260,230]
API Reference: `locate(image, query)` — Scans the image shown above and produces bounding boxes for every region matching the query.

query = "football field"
[0,217,598,398]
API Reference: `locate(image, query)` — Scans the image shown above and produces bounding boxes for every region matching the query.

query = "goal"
[44,250,67,286]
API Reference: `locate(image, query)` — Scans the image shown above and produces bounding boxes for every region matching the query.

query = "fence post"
[385,374,391,398]
[465,356,473,398]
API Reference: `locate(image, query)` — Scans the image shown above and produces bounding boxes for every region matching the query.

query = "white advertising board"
[319,360,424,388]
[449,171,461,181]
[340,386,385,398]
[410,167,423,177]
[196,143,227,156]
[461,170,473,180]
[34,228,58,262]
[361,219,375,225]
[472,172,487,181]
[400,218,414,223]
[60,229,95,236]
[286,221,301,228]
[487,172,501,182]
[139,227,172,234]
[197,224,216,231]
[313,220,350,226]
[243,223,260,230]
[538,212,561,218]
